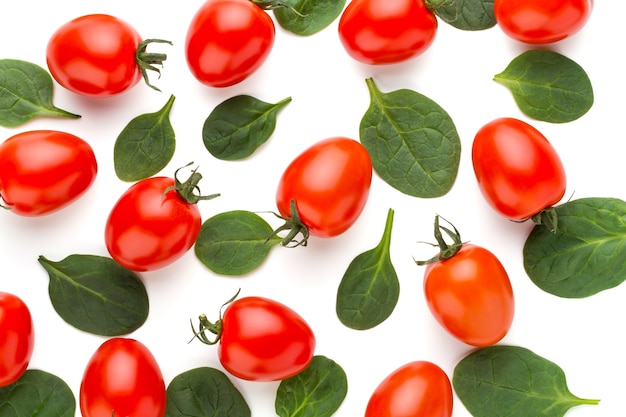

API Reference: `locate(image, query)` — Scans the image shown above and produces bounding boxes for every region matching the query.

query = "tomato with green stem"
[0,292,34,387]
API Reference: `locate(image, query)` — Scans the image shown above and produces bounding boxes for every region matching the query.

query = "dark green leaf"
[273,0,346,36]
[0,59,80,127]
[114,94,176,181]
[453,345,599,417]
[523,197,626,298]
[202,95,291,161]
[0,370,76,417]
[336,208,399,330]
[194,210,282,276]
[165,367,250,417]
[494,49,594,123]
[38,254,149,336]
[360,77,461,198]
[276,356,348,417]
[428,0,496,31]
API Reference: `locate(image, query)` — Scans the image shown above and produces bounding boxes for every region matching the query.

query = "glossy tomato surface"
[424,244,514,347]
[0,130,97,216]
[185,0,275,87]
[46,14,143,96]
[494,0,593,44]
[0,293,34,387]
[219,296,315,381]
[472,117,566,221]
[80,338,166,417]
[276,137,372,238]
[338,0,437,64]
[365,361,453,417]
[105,176,202,271]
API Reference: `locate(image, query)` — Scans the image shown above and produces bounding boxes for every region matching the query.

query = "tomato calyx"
[250,0,305,16]
[268,199,310,248]
[164,163,220,205]
[190,290,240,345]
[136,38,173,92]
[530,207,559,233]
[415,215,464,266]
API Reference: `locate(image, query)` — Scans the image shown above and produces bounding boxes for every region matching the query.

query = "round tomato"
[494,0,593,44]
[472,118,566,222]
[338,0,438,65]
[365,361,452,417]
[0,130,97,216]
[0,292,34,387]
[185,0,275,87]
[276,137,372,239]
[80,338,165,417]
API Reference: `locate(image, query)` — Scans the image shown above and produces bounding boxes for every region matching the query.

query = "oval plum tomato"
[0,130,97,216]
[365,361,453,417]
[46,14,169,96]
[338,0,438,65]
[105,167,219,271]
[185,0,275,87]
[80,338,166,417]
[275,137,372,240]
[0,292,34,387]
[472,117,566,222]
[494,0,593,44]
[193,295,315,381]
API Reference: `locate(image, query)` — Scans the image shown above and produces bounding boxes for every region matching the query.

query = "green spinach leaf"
[523,197,626,298]
[0,370,75,417]
[427,0,496,31]
[38,254,149,336]
[453,345,599,417]
[360,77,461,198]
[273,0,346,36]
[0,59,80,127]
[494,49,593,123]
[336,208,399,330]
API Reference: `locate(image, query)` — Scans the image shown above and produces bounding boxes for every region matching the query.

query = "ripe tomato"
[276,137,372,239]
[0,130,97,216]
[472,118,566,222]
[80,338,166,417]
[494,0,593,44]
[185,0,275,87]
[365,361,452,417]
[0,293,34,387]
[338,0,438,65]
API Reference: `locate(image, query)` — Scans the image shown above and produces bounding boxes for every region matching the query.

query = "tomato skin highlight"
[423,244,514,347]
[0,130,97,216]
[338,0,437,65]
[80,338,166,417]
[46,14,143,97]
[365,361,453,417]
[276,137,372,238]
[219,296,315,381]
[185,0,275,87]
[0,293,34,387]
[472,117,566,221]
[494,0,593,44]
[105,177,202,272]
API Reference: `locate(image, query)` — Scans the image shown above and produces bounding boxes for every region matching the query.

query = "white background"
[1,1,624,416]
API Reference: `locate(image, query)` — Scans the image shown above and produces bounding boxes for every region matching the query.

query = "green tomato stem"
[136,38,173,92]
[414,215,464,266]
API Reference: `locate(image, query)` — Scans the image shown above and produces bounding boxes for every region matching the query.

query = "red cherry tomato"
[494,0,593,44]
[185,0,275,87]
[0,130,97,216]
[0,292,34,387]
[276,137,372,238]
[472,117,566,221]
[80,338,166,417]
[365,361,453,417]
[338,0,438,64]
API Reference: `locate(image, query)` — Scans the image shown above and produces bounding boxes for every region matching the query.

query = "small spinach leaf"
[0,370,76,417]
[336,208,399,330]
[273,0,346,36]
[38,254,149,336]
[523,197,626,298]
[0,59,80,127]
[427,0,496,31]
[453,345,599,417]
[360,77,461,198]
[165,367,250,417]
[114,94,176,181]
[494,49,593,123]
[276,356,348,417]
[202,95,291,161]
